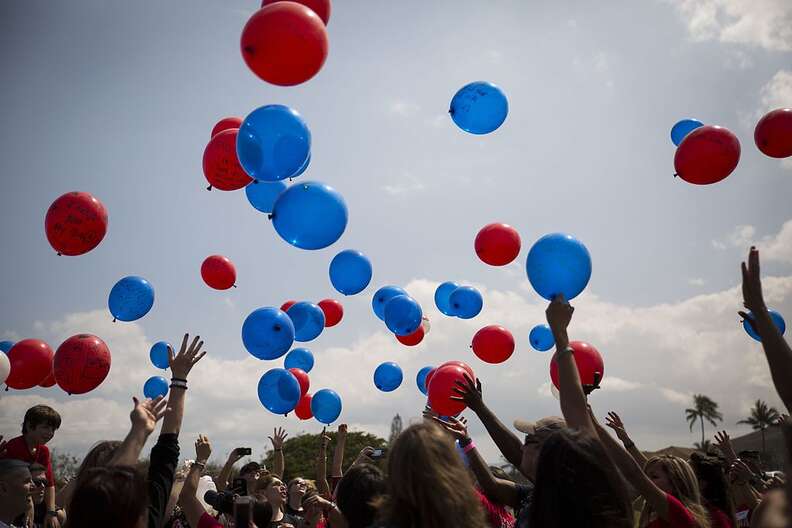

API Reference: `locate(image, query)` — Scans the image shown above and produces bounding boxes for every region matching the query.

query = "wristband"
[170,380,188,390]
[192,460,207,470]
[171,377,188,383]
[623,440,635,450]
[463,441,476,454]
[46,511,58,518]
[458,437,473,448]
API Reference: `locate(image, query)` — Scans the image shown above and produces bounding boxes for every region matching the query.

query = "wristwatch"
[46,510,59,517]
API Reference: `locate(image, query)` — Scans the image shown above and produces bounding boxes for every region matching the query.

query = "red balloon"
[295,393,313,420]
[549,340,604,390]
[471,325,515,364]
[318,299,344,327]
[39,371,56,388]
[6,339,54,390]
[202,129,253,191]
[44,192,109,256]
[241,2,329,86]
[261,0,331,25]
[674,125,741,185]
[475,223,521,266]
[428,364,473,416]
[424,368,437,391]
[281,300,297,312]
[54,334,111,395]
[755,108,792,159]
[201,255,237,290]
[439,360,474,381]
[288,368,310,396]
[396,325,425,346]
[211,117,243,139]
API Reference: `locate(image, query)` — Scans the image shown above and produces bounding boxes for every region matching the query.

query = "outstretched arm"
[605,411,648,469]
[110,396,167,466]
[713,431,738,464]
[269,427,287,478]
[162,334,207,436]
[331,424,347,478]
[315,429,331,497]
[215,448,245,492]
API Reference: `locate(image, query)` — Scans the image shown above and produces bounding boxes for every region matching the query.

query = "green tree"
[686,394,723,445]
[738,399,781,456]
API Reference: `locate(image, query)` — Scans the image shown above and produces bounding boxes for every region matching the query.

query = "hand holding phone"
[370,448,387,460]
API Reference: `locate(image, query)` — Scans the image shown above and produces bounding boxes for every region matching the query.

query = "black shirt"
[148,433,180,528]
[515,483,533,528]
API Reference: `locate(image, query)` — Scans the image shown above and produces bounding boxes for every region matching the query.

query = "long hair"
[639,455,710,528]
[376,422,486,528]
[689,453,737,527]
[65,466,147,528]
[75,441,122,480]
[336,463,386,528]
[528,429,632,527]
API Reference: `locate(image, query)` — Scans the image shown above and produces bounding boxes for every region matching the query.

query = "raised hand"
[432,415,470,441]
[130,396,168,435]
[714,430,737,462]
[195,434,212,463]
[337,423,348,436]
[169,334,208,380]
[269,427,288,450]
[605,411,630,441]
[740,247,766,316]
[450,374,484,413]
[546,294,573,349]
[319,428,331,450]
[728,458,755,485]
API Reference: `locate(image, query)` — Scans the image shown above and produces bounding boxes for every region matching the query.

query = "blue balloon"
[143,376,169,399]
[372,285,407,321]
[242,307,295,360]
[670,118,704,146]
[149,341,171,369]
[374,362,403,392]
[272,181,348,250]
[291,152,311,179]
[257,368,301,414]
[245,180,287,214]
[449,81,509,135]
[236,104,311,181]
[416,366,433,395]
[434,281,460,316]
[449,286,483,319]
[109,276,155,322]
[526,233,592,301]
[284,348,315,373]
[529,325,555,352]
[287,302,325,342]
[383,295,422,336]
[0,341,15,354]
[743,309,786,342]
[329,250,373,296]
[311,388,342,424]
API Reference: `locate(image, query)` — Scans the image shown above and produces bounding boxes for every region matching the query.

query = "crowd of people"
[0,247,790,527]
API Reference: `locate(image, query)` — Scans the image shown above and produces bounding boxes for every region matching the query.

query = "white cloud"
[381,172,427,196]
[712,224,756,250]
[712,220,792,263]
[759,70,792,113]
[688,278,706,286]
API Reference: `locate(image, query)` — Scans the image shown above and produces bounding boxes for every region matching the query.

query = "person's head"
[689,452,736,524]
[65,466,147,528]
[377,422,486,528]
[0,460,33,522]
[239,461,264,492]
[514,416,565,480]
[639,455,709,528]
[21,405,61,445]
[287,477,308,507]
[28,463,47,505]
[528,429,632,527]
[256,475,287,508]
[335,464,386,528]
[75,440,121,481]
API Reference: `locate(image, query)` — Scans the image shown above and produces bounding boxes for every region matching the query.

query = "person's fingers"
[132,396,140,407]
[449,396,464,402]
[193,350,207,364]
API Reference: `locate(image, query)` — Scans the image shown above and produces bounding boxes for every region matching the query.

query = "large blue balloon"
[416,366,433,395]
[449,286,483,319]
[329,250,373,296]
[245,180,288,214]
[449,81,509,135]
[670,118,704,146]
[384,295,422,336]
[526,233,592,301]
[287,302,325,342]
[236,104,311,181]
[0,341,15,354]
[109,276,155,322]
[311,388,342,424]
[372,285,407,321]
[374,362,403,392]
[743,309,786,342]
[435,281,460,316]
[143,376,169,399]
[529,325,555,352]
[284,348,315,373]
[258,368,301,414]
[272,182,348,250]
[242,307,295,360]
[291,152,311,179]
[149,341,171,369]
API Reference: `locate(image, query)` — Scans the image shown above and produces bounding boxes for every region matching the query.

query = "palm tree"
[738,400,781,455]
[686,394,723,445]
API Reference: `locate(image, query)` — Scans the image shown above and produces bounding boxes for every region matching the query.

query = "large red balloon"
[439,360,474,381]
[44,192,109,256]
[281,300,297,312]
[549,340,604,390]
[755,108,792,159]
[202,129,253,191]
[674,125,741,185]
[261,0,331,25]
[6,340,54,390]
[396,325,425,346]
[201,255,237,290]
[424,368,437,391]
[54,334,111,395]
[475,223,521,266]
[471,325,515,364]
[295,393,313,420]
[241,2,329,86]
[318,299,343,327]
[211,117,243,139]
[428,364,473,416]
[288,367,310,396]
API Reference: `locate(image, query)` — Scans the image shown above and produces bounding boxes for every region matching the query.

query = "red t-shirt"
[475,489,515,528]
[198,512,223,528]
[707,505,734,528]
[646,493,696,528]
[1,435,55,487]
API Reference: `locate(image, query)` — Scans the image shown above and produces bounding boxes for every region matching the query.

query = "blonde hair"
[639,455,710,528]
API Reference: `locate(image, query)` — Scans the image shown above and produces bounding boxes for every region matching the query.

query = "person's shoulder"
[0,435,26,458]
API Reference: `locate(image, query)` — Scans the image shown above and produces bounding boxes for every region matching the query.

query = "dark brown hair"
[22,405,61,434]
[65,466,147,528]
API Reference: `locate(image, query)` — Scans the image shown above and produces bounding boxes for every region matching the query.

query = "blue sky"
[1,0,791,464]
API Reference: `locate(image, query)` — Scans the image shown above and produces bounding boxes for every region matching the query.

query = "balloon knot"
[112,318,117,323]
[57,252,62,256]
[207,185,212,191]
[267,214,273,221]
[233,284,238,289]
[673,173,678,178]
